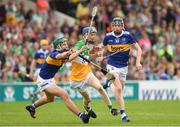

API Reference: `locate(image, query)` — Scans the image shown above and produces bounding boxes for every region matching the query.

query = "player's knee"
[116,86,122,93]
[61,93,70,101]
[47,97,54,102]
[96,85,104,93]
[41,95,48,101]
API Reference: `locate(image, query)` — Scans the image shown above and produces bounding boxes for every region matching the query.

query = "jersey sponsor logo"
[107,44,131,52]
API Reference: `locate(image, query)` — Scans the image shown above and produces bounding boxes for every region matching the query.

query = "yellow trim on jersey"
[70,61,91,81]
[36,58,45,64]
[46,56,63,66]
[107,44,131,52]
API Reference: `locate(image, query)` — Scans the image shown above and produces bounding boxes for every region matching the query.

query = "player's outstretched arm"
[68,46,87,62]
[55,51,72,59]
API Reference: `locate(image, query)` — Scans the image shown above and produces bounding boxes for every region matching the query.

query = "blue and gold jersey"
[103,31,137,68]
[39,49,68,79]
[34,49,49,68]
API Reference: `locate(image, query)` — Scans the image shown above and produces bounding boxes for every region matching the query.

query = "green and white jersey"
[73,39,90,64]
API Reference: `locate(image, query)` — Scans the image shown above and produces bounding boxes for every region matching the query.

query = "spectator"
[0,51,5,81]
[138,31,152,51]
[36,0,49,25]
[174,69,180,80]
[76,1,90,20]
[0,0,179,82]
[0,0,6,25]
[6,0,17,24]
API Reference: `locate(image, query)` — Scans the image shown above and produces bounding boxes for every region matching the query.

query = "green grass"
[0,100,180,126]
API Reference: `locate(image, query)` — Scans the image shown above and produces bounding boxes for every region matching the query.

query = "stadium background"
[0,0,180,126]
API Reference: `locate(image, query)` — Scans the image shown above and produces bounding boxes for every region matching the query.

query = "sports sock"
[103,81,111,89]
[86,106,92,112]
[108,105,112,110]
[120,110,127,118]
[120,110,125,114]
[78,112,83,118]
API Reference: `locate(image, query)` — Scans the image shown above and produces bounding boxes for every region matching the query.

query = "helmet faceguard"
[111,17,125,30]
[82,27,97,44]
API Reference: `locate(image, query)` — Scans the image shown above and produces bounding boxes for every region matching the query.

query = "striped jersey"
[103,31,137,68]
[34,49,49,68]
[70,39,92,81]
[39,49,68,79]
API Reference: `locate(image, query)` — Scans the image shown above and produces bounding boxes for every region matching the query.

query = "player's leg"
[30,69,43,103]
[45,83,90,123]
[35,91,54,107]
[119,80,129,122]
[111,72,125,110]
[26,91,54,118]
[87,73,113,111]
[79,90,97,118]
[106,65,130,122]
[111,72,130,122]
[30,91,43,103]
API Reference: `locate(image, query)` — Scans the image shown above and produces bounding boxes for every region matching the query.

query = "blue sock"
[120,110,125,114]
[103,80,111,89]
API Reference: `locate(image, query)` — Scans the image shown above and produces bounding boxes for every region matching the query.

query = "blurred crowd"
[0,0,179,83]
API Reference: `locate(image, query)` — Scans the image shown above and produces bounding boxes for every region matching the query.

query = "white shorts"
[107,64,128,81]
[34,68,41,78]
[70,72,93,92]
[37,75,55,92]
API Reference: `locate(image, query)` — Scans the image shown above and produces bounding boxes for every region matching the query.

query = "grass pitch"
[0,100,180,126]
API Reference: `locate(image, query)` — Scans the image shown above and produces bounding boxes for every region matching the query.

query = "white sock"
[121,112,127,119]
[78,112,83,118]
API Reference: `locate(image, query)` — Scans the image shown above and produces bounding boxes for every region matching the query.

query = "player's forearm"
[68,49,83,62]
[69,46,87,61]
[30,60,36,76]
[56,52,69,59]
[136,46,142,64]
